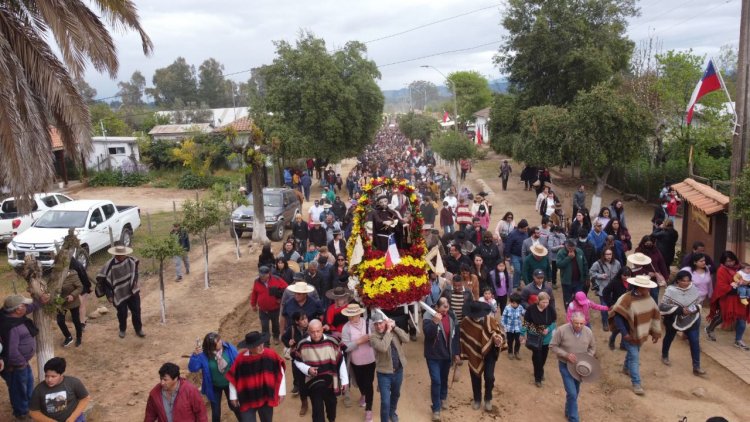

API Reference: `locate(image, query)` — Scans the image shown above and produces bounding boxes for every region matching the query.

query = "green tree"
[488,93,520,155]
[198,58,231,108]
[408,80,439,110]
[147,57,198,107]
[570,83,651,213]
[257,32,384,161]
[431,131,476,184]
[0,0,151,212]
[446,71,492,125]
[74,78,97,104]
[90,103,131,136]
[398,112,439,143]
[181,198,223,289]
[118,70,147,108]
[497,0,637,107]
[138,235,184,323]
[514,105,569,169]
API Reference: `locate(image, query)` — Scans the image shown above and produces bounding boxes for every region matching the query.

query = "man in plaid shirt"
[501,293,526,360]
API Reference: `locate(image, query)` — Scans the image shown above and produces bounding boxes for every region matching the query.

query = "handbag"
[525,331,543,350]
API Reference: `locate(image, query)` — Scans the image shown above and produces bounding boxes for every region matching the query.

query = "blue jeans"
[511,255,522,289]
[240,404,273,422]
[738,285,750,299]
[622,340,641,386]
[561,283,583,308]
[426,358,451,412]
[1,365,34,417]
[737,319,747,342]
[258,309,280,344]
[598,295,608,327]
[442,225,454,235]
[174,253,189,278]
[377,369,403,422]
[662,320,701,369]
[558,361,580,422]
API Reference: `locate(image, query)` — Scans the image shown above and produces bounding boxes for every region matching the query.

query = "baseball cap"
[3,295,32,311]
[533,269,545,278]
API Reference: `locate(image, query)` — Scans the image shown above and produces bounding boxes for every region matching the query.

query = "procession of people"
[0,123,745,422]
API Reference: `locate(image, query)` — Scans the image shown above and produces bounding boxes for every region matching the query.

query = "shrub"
[178,172,215,189]
[88,170,150,187]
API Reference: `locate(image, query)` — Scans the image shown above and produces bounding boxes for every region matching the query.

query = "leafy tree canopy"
[498,0,637,107]
[74,78,97,104]
[514,105,569,169]
[255,32,384,161]
[398,112,439,143]
[118,70,147,108]
[488,93,519,154]
[446,71,492,123]
[198,58,231,108]
[431,131,476,162]
[147,57,198,107]
[90,103,131,137]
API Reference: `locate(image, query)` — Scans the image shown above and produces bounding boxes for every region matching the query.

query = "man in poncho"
[459,301,506,412]
[96,244,145,339]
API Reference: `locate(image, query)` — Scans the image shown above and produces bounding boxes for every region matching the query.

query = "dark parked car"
[230,188,301,241]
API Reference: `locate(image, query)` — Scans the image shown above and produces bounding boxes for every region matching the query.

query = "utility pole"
[728,0,750,256]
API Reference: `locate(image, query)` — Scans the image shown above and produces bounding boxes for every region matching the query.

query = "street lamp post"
[421,65,459,133]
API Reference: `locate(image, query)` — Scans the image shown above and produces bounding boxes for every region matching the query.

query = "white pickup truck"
[7,199,141,269]
[0,193,74,248]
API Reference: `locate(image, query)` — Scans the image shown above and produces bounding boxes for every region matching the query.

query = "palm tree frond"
[90,0,154,55]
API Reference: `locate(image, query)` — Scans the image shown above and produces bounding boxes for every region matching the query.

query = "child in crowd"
[478,288,498,315]
[303,243,319,267]
[501,293,525,360]
[566,291,609,326]
[732,263,750,305]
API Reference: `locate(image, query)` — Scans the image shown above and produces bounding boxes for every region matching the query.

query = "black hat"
[238,331,269,349]
[259,266,271,275]
[293,272,305,281]
[466,301,492,319]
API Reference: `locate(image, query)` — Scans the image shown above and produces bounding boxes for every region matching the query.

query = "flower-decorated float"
[347,177,430,310]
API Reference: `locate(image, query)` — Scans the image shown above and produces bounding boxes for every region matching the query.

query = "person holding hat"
[251,266,289,346]
[460,301,506,412]
[293,319,349,422]
[557,239,589,308]
[370,310,409,422]
[0,293,49,419]
[189,332,241,422]
[550,311,598,422]
[324,287,353,336]
[226,331,286,421]
[280,279,324,333]
[608,275,662,396]
[341,304,376,421]
[96,243,145,339]
[521,269,555,310]
[659,270,706,376]
[522,243,552,288]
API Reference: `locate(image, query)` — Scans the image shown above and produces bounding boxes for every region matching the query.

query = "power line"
[377,40,501,68]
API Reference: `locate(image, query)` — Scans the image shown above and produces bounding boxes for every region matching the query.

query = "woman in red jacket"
[145,362,207,422]
[706,251,750,349]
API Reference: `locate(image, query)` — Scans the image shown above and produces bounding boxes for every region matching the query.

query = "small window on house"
[108,147,126,155]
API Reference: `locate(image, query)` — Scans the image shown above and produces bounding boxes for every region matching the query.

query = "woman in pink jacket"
[566,291,609,328]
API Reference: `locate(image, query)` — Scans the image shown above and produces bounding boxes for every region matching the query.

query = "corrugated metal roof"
[671,178,729,216]
[473,107,490,119]
[148,123,213,135]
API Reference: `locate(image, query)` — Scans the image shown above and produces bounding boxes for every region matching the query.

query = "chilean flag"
[384,234,401,269]
[443,111,450,122]
[685,60,722,125]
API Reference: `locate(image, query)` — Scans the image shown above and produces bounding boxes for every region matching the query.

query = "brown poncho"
[459,316,506,375]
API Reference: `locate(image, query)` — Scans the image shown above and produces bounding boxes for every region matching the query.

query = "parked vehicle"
[7,199,141,269]
[0,193,73,248]
[230,188,300,241]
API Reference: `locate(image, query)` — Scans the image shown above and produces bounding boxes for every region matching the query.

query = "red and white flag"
[443,111,450,122]
[476,129,483,145]
[384,234,401,269]
[685,60,722,125]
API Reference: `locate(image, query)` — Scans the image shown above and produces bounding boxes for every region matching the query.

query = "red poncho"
[225,348,285,412]
[708,264,750,327]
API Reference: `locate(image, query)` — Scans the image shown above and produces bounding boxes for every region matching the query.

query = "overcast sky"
[85,0,742,100]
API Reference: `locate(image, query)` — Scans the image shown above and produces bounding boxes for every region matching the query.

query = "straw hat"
[287,261,300,273]
[530,244,548,258]
[341,303,366,317]
[627,275,657,289]
[567,353,601,382]
[107,245,133,256]
[627,253,652,267]
[287,281,315,294]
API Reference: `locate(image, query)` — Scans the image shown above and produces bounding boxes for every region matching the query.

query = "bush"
[177,172,217,189]
[89,170,150,187]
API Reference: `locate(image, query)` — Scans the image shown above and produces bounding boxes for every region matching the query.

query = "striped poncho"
[225,348,286,412]
[295,335,345,393]
[608,292,661,345]
[459,316,506,376]
[96,256,139,306]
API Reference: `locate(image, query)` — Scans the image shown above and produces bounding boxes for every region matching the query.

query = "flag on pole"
[476,128,483,145]
[685,60,722,125]
[384,234,401,269]
[443,111,450,122]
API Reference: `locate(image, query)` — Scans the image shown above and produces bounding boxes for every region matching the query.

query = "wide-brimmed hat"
[627,275,657,289]
[323,204,332,209]
[326,286,352,301]
[627,253,652,267]
[332,229,342,236]
[341,303,366,317]
[422,224,433,231]
[107,245,133,256]
[466,301,492,319]
[287,281,315,294]
[3,295,32,311]
[567,353,601,382]
[287,261,301,273]
[370,312,386,323]
[238,331,269,349]
[530,244,548,257]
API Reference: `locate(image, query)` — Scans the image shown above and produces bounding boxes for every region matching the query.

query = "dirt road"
[1,154,748,421]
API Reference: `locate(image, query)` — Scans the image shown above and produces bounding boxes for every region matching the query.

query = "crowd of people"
[0,123,746,422]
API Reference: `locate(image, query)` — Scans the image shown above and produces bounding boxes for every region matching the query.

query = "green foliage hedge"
[177,172,230,190]
[89,170,150,187]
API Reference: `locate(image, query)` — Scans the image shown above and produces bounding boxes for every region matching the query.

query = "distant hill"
[383,77,508,100]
